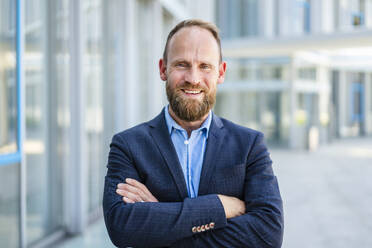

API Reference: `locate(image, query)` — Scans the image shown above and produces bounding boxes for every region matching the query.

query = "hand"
[217,195,246,219]
[116,178,159,203]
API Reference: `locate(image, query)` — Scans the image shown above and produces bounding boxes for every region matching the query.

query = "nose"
[184,67,200,85]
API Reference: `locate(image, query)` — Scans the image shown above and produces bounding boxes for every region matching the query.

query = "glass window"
[0,163,20,248]
[25,0,49,243]
[225,59,287,82]
[25,0,66,244]
[298,67,317,81]
[216,0,259,39]
[0,0,17,155]
[352,0,365,26]
[302,0,311,33]
[215,91,289,146]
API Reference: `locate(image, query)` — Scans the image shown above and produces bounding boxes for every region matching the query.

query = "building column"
[259,0,275,38]
[66,0,87,234]
[289,57,298,148]
[365,0,372,28]
[364,72,372,134]
[317,65,330,143]
[319,0,335,33]
[338,70,348,137]
[189,0,215,22]
[0,71,7,145]
[121,0,139,127]
[147,0,165,117]
[338,0,353,31]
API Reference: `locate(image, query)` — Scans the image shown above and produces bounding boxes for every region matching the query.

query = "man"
[103,19,283,248]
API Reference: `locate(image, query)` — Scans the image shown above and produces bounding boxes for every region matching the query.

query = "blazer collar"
[148,110,189,199]
[198,112,225,195]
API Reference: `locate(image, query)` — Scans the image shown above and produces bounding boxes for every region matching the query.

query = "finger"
[125,178,153,195]
[118,184,147,201]
[116,189,126,197]
[123,196,135,204]
[117,183,126,190]
[126,178,158,201]
[125,178,146,191]
[117,189,142,202]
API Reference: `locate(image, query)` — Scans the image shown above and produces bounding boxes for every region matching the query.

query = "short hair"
[162,19,222,64]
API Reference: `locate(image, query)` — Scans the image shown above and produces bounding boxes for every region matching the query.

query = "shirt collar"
[164,105,212,138]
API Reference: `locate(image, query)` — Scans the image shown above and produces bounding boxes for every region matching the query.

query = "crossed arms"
[103,132,284,247]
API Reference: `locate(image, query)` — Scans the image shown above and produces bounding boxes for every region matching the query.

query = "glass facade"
[216,0,259,38]
[216,58,291,146]
[0,0,17,155]
[225,59,288,82]
[215,91,289,146]
[0,163,20,248]
[25,0,66,244]
[1,0,372,246]
[0,1,19,247]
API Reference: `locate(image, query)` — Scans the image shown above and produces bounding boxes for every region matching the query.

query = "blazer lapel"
[198,114,225,195]
[148,110,189,199]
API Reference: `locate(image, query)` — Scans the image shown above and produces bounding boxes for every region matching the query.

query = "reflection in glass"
[0,163,20,248]
[0,0,17,154]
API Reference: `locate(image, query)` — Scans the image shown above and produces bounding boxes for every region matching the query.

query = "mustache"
[175,82,207,91]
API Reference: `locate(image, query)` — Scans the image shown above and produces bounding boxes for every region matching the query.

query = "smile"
[182,89,202,95]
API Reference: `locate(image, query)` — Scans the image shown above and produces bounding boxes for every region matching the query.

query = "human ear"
[159,59,167,81]
[217,61,227,84]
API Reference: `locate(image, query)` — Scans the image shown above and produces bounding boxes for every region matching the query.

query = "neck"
[168,106,209,137]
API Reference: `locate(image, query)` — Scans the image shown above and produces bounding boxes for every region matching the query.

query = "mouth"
[181,89,203,97]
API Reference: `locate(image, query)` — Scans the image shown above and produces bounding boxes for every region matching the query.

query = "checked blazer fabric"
[103,110,284,248]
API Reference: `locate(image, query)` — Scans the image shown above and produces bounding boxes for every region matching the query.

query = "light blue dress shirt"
[164,106,212,198]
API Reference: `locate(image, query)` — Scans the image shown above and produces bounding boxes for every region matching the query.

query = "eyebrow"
[171,59,215,68]
[171,59,190,65]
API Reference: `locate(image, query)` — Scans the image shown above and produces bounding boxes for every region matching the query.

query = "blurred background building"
[0,0,371,247]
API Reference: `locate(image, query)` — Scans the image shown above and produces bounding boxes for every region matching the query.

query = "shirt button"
[184,140,189,145]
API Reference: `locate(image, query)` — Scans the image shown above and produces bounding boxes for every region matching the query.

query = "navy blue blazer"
[103,110,283,248]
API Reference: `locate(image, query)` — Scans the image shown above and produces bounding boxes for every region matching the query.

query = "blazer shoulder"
[112,122,151,142]
[112,110,165,142]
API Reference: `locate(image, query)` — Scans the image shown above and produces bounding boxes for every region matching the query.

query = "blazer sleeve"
[171,132,284,248]
[103,133,227,248]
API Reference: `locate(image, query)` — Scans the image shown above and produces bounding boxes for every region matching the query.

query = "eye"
[200,64,211,70]
[176,62,188,68]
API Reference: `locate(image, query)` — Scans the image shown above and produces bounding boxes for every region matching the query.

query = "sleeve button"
[192,226,197,233]
[209,222,215,229]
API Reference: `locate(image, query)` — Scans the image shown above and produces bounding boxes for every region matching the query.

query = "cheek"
[204,75,219,89]
[168,71,184,85]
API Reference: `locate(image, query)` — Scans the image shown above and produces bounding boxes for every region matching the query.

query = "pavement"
[56,137,372,248]
[273,137,372,248]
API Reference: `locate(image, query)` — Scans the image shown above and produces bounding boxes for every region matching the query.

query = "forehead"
[167,26,220,63]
